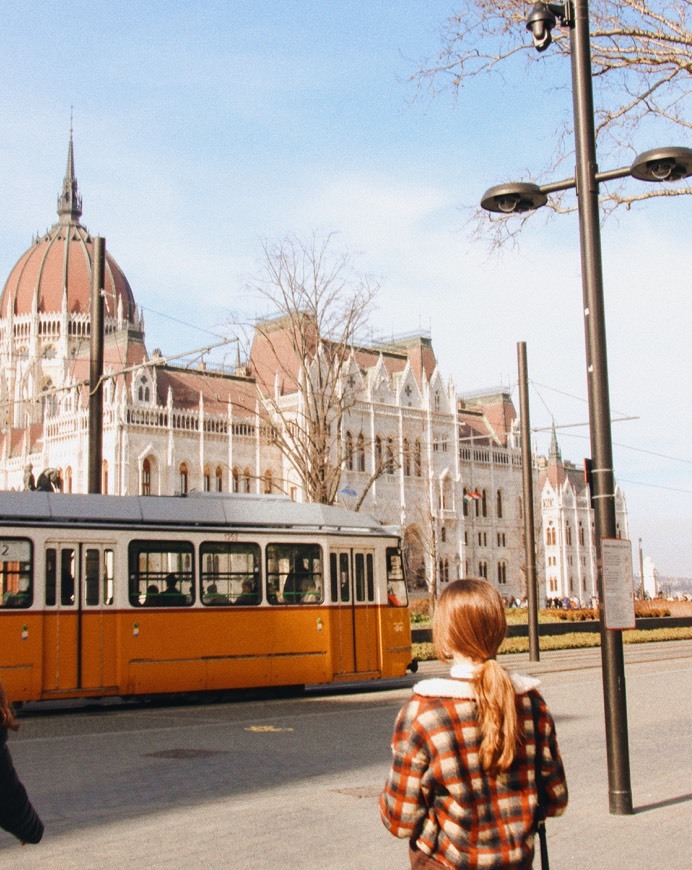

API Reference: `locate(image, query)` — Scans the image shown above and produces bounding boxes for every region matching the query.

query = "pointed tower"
[57,127,83,226]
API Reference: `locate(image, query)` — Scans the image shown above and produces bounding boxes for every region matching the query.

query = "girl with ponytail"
[380,579,567,869]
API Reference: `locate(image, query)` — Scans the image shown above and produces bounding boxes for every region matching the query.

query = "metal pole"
[638,538,644,599]
[517,342,540,661]
[569,0,633,814]
[88,237,105,494]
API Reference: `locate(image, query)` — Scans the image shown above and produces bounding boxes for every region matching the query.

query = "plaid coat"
[380,667,567,869]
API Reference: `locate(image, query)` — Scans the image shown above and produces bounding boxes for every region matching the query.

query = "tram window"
[354,553,374,603]
[85,549,100,606]
[266,544,323,605]
[0,538,32,609]
[128,541,194,607]
[104,549,114,604]
[61,549,76,605]
[329,552,350,603]
[45,548,57,606]
[200,542,260,606]
[386,547,408,607]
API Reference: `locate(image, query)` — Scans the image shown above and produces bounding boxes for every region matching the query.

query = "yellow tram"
[0,491,414,703]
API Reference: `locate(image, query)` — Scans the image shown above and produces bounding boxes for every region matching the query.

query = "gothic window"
[40,380,58,420]
[414,439,422,476]
[478,560,488,579]
[497,562,507,585]
[243,467,251,493]
[141,458,152,495]
[203,466,211,492]
[264,469,273,494]
[440,526,446,543]
[496,489,503,519]
[179,462,189,495]
[481,489,488,518]
[403,438,411,476]
[579,522,585,545]
[434,391,440,411]
[216,466,223,492]
[345,431,353,471]
[463,488,469,517]
[137,375,151,403]
[386,438,394,474]
[356,432,365,472]
[566,523,572,546]
[232,467,239,493]
[375,436,383,469]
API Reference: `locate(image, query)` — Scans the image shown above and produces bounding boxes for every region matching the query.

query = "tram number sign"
[0,539,30,562]
[601,538,635,630]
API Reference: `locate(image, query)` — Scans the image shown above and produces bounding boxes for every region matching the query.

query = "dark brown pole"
[570,0,632,814]
[517,342,539,661]
[88,237,105,494]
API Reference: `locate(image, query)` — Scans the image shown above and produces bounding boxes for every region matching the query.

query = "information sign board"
[602,538,635,630]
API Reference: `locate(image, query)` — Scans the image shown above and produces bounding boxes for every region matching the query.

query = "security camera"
[526,3,558,52]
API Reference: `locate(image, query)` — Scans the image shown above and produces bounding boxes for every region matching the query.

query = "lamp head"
[480,182,548,214]
[630,147,692,183]
[526,2,557,52]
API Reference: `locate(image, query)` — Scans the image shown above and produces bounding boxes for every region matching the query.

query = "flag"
[471,489,482,499]
[341,484,357,497]
[463,490,473,503]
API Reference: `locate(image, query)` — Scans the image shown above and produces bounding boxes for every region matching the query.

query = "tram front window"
[386,547,408,607]
[266,544,323,605]
[128,541,194,606]
[0,538,32,608]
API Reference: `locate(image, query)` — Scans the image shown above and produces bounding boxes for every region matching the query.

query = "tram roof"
[0,491,394,536]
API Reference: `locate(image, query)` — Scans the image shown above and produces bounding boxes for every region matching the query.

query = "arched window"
[414,439,422,476]
[345,431,353,471]
[40,380,58,420]
[518,496,523,521]
[232,467,239,493]
[216,466,223,492]
[478,560,488,579]
[263,469,273,494]
[579,522,585,545]
[356,432,366,472]
[179,463,189,495]
[497,561,507,585]
[496,489,503,519]
[375,435,383,469]
[566,523,572,546]
[386,437,394,474]
[102,460,108,494]
[481,489,488,518]
[137,375,150,403]
[142,458,152,496]
[243,467,251,493]
[403,438,411,476]
[463,488,469,517]
[203,466,211,492]
[64,466,72,493]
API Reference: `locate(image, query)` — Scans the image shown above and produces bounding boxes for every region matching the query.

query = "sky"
[0,2,690,577]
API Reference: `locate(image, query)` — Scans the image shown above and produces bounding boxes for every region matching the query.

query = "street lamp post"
[480,0,692,816]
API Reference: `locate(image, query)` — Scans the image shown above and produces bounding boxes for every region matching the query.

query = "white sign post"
[602,538,636,630]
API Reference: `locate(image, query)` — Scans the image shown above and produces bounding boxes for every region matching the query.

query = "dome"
[0,134,137,324]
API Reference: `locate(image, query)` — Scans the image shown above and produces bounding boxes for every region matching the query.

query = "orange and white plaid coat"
[380,666,567,869]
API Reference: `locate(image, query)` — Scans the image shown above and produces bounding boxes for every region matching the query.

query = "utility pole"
[88,237,105,494]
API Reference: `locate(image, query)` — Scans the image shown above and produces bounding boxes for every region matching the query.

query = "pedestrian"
[0,679,44,845]
[380,578,567,869]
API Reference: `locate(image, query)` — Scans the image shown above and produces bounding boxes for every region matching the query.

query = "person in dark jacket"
[0,680,44,845]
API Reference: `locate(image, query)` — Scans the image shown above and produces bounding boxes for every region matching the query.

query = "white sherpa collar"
[413,667,540,700]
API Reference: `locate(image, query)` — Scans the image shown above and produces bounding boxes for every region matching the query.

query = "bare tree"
[415,0,690,231]
[241,232,392,506]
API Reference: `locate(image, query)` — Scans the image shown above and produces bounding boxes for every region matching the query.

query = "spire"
[549,422,562,462]
[57,123,83,225]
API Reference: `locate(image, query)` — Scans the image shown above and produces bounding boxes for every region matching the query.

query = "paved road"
[1,640,690,869]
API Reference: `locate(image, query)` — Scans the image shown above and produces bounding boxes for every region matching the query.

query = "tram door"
[79,545,117,691]
[330,549,379,677]
[42,544,116,694]
[42,544,79,693]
